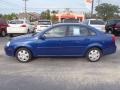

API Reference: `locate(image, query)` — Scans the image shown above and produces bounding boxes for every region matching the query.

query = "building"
[17,12,40,21]
[55,10,85,22]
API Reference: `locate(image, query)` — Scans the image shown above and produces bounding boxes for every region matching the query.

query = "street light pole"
[98,0,100,6]
[91,0,94,18]
[23,0,28,19]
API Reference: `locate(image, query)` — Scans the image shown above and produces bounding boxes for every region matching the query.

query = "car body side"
[5,24,116,58]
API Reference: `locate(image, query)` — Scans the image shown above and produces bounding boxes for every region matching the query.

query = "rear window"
[90,20,105,25]
[63,19,79,23]
[38,21,51,25]
[9,20,24,24]
[0,18,7,24]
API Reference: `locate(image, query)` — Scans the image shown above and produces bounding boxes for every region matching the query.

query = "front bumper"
[4,46,14,56]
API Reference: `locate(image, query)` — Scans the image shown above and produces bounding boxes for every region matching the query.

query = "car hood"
[11,34,35,43]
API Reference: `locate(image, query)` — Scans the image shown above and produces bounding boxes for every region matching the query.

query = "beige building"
[55,10,85,22]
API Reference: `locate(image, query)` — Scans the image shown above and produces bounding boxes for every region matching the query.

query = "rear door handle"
[85,38,90,41]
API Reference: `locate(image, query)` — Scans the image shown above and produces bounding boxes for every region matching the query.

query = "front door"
[36,25,68,56]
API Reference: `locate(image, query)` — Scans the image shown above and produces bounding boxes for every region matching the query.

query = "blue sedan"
[5,23,116,63]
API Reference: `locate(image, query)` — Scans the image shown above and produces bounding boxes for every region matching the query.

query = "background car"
[82,19,105,32]
[62,19,80,23]
[105,19,120,35]
[35,20,52,32]
[0,18,8,37]
[7,19,34,36]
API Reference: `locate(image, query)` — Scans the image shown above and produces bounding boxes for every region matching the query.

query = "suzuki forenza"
[5,23,116,63]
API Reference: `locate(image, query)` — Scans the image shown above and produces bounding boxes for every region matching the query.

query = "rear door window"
[68,26,92,36]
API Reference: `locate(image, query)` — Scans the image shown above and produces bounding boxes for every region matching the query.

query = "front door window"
[44,26,67,38]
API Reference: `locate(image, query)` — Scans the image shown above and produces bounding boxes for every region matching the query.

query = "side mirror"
[39,35,46,40]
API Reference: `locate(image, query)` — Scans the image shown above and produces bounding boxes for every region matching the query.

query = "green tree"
[3,13,17,20]
[95,3,120,20]
[51,10,59,23]
[41,9,51,20]
[0,14,3,18]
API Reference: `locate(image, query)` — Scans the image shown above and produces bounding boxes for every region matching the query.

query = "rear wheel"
[107,28,113,34]
[1,30,6,37]
[107,30,113,34]
[27,29,30,34]
[15,48,32,63]
[8,34,14,37]
[86,48,102,62]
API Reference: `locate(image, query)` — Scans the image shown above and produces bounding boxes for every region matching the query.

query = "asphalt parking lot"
[0,37,120,90]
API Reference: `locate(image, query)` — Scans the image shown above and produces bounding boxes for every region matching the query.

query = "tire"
[15,48,32,63]
[9,34,13,37]
[86,48,102,62]
[27,29,30,34]
[108,30,112,34]
[1,30,6,37]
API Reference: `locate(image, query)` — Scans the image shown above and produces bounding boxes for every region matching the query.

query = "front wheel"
[16,48,32,63]
[86,48,102,62]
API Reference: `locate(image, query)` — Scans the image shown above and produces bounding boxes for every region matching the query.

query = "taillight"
[112,35,116,42]
[21,25,26,27]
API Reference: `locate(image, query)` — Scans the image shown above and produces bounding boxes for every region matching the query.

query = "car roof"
[52,23,88,27]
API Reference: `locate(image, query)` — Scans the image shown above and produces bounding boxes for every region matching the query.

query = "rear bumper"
[103,45,117,55]
[7,27,28,34]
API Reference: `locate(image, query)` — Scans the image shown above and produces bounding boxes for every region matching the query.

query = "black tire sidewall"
[15,48,32,63]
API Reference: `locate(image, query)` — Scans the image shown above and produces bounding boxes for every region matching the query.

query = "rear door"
[59,25,92,56]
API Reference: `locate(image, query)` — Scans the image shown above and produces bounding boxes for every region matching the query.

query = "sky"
[0,0,120,14]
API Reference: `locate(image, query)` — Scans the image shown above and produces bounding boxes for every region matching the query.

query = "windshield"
[9,20,24,24]
[38,21,51,25]
[90,20,105,25]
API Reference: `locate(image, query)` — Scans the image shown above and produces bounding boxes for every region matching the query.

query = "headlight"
[6,41,10,47]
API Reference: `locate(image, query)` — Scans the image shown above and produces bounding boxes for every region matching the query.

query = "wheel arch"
[14,46,33,57]
[85,45,103,56]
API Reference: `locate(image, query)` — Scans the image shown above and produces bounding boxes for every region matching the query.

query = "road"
[0,37,120,90]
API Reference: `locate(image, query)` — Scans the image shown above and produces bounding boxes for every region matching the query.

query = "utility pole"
[91,0,94,18]
[23,0,28,19]
[98,0,100,6]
